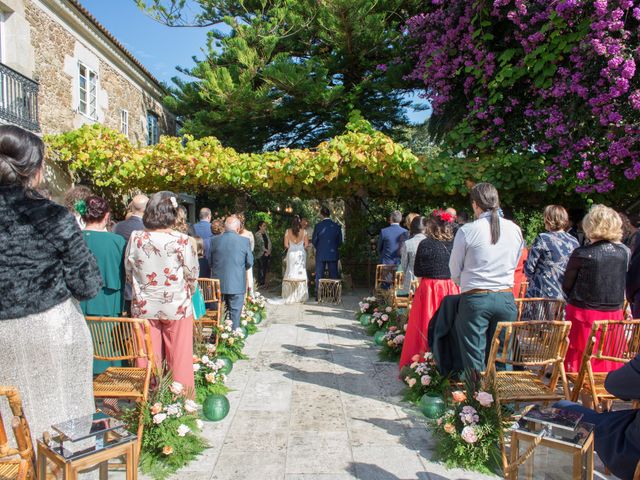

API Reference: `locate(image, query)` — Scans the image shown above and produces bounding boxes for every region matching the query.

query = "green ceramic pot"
[253,311,262,324]
[217,356,233,375]
[374,330,386,346]
[419,393,446,419]
[202,394,230,421]
[239,326,248,338]
[359,314,372,326]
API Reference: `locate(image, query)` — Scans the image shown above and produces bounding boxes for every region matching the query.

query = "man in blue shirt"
[378,210,408,265]
[189,208,213,258]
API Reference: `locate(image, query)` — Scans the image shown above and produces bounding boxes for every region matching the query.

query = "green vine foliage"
[45,113,547,205]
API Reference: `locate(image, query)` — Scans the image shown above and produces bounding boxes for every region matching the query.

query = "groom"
[312,206,343,299]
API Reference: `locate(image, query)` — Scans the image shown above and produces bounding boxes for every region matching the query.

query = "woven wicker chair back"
[85,317,152,362]
[374,264,397,291]
[0,387,35,478]
[394,271,404,290]
[197,278,222,304]
[516,281,528,299]
[515,298,566,322]
[489,321,571,368]
[589,319,640,363]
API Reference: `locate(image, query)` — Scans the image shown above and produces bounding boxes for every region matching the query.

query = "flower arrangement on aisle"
[240,308,259,335]
[431,372,508,473]
[122,373,208,480]
[214,319,247,363]
[193,348,230,404]
[245,292,267,322]
[357,296,381,317]
[400,352,449,403]
[378,326,405,361]
[366,305,401,336]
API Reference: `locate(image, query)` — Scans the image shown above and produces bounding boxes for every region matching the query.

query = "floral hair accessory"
[170,196,178,208]
[74,199,87,216]
[433,209,455,223]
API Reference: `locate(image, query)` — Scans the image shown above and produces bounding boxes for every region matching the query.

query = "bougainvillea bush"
[405,0,640,197]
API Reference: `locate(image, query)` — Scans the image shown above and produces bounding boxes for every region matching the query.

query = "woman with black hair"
[0,125,102,449]
[449,182,524,373]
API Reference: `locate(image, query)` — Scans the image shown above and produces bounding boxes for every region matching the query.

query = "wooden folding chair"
[516,281,528,299]
[392,271,411,309]
[569,319,640,411]
[196,278,223,344]
[374,264,397,295]
[484,320,572,405]
[0,387,36,480]
[515,298,565,322]
[85,317,154,456]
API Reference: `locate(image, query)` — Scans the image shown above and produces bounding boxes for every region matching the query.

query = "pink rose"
[407,377,417,388]
[460,426,478,444]
[444,423,456,434]
[476,391,494,407]
[420,375,431,386]
[411,354,421,362]
[451,391,467,403]
[150,402,163,415]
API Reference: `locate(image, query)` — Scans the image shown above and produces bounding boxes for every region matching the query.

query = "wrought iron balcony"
[0,62,39,132]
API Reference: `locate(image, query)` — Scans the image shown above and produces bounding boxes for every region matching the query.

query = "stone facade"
[0,0,176,195]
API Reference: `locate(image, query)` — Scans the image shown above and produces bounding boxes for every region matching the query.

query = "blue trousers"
[315,260,339,297]
[223,293,245,330]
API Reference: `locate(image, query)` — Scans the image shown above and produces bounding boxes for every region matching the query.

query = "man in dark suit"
[378,210,408,265]
[113,194,148,242]
[189,207,213,259]
[208,216,254,329]
[114,194,148,314]
[312,206,343,298]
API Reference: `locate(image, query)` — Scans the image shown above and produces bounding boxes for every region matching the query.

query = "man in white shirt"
[449,183,524,372]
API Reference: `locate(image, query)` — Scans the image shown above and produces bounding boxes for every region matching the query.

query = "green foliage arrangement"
[192,348,230,404]
[214,319,247,363]
[366,304,403,336]
[432,373,508,474]
[121,373,208,480]
[378,326,406,362]
[400,351,449,404]
[356,295,383,318]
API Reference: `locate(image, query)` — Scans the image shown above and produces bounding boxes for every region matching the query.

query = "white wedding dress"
[281,237,309,304]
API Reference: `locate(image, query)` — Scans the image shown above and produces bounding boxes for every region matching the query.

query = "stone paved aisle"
[161,292,499,480]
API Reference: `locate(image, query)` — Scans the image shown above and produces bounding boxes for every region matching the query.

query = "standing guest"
[568,208,587,246]
[237,213,256,295]
[399,211,460,368]
[211,218,225,236]
[445,207,457,221]
[312,206,343,298]
[378,210,409,265]
[404,212,419,231]
[399,216,427,291]
[126,191,199,395]
[254,220,272,287]
[0,125,102,450]
[79,196,127,374]
[512,246,529,298]
[301,217,316,280]
[449,183,524,372]
[189,208,214,257]
[619,212,638,251]
[554,355,640,480]
[456,211,469,227]
[524,205,579,299]
[113,194,148,242]
[562,204,629,373]
[208,216,254,329]
[63,184,93,229]
[195,236,211,279]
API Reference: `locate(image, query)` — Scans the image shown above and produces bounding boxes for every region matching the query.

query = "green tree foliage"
[136,0,421,152]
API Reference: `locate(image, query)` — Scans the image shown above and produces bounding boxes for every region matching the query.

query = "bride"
[281,216,309,303]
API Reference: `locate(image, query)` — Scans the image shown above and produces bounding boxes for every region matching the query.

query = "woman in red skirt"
[399,210,460,369]
[562,204,630,373]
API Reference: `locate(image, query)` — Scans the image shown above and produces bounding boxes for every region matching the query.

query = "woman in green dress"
[79,195,127,374]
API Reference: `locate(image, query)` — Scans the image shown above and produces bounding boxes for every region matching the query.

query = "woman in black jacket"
[0,125,102,449]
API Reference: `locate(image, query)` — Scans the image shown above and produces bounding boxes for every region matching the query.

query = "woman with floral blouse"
[126,191,199,394]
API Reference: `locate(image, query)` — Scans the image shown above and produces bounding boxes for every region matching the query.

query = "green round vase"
[374,330,386,346]
[217,356,233,375]
[202,394,230,421]
[239,326,248,338]
[359,314,372,326]
[253,311,262,324]
[419,393,446,419]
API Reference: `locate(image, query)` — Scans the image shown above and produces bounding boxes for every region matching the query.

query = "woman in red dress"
[399,210,460,369]
[562,204,630,373]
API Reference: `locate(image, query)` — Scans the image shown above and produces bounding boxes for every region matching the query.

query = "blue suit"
[312,218,343,295]
[190,220,213,259]
[378,224,408,265]
[208,232,254,328]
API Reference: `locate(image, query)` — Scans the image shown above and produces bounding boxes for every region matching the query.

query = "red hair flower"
[433,209,455,223]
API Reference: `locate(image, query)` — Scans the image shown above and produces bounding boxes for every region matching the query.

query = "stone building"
[0,0,176,196]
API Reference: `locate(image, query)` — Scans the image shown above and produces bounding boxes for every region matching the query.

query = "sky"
[79,0,429,124]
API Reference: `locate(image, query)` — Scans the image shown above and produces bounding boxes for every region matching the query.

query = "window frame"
[120,109,129,136]
[78,62,98,119]
[147,111,159,145]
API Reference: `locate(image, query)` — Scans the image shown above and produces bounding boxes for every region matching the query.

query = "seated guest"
[79,195,127,374]
[0,125,102,449]
[562,204,629,373]
[126,192,199,395]
[399,216,427,291]
[555,355,640,480]
[399,211,460,368]
[524,205,579,299]
[449,183,524,372]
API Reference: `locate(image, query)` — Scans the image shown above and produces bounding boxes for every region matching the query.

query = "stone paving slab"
[120,291,617,480]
